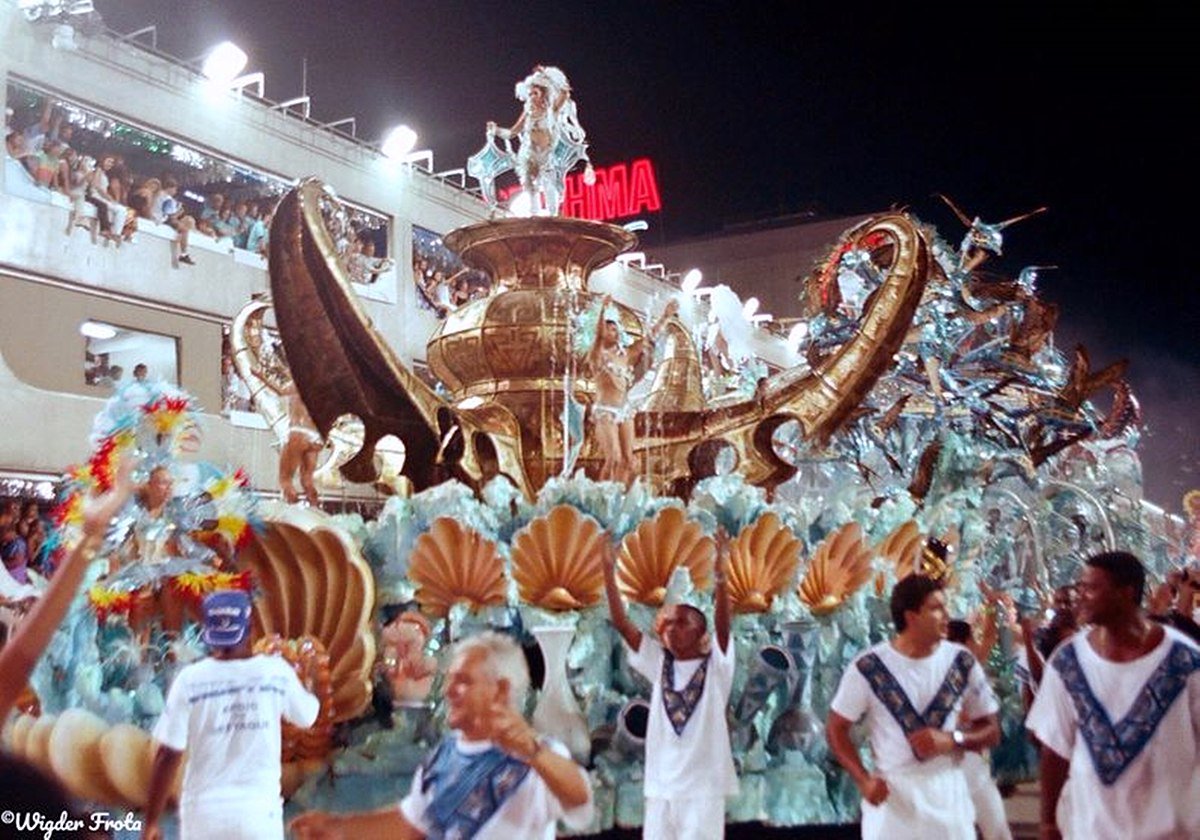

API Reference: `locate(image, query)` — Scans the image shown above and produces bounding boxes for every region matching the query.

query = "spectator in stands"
[149,176,197,267]
[20,100,52,153]
[243,203,271,255]
[212,202,239,242]
[87,154,127,245]
[2,519,31,587]
[5,128,37,174]
[198,192,225,238]
[62,151,99,243]
[231,199,252,249]
[96,364,124,388]
[32,137,64,188]
[129,176,159,221]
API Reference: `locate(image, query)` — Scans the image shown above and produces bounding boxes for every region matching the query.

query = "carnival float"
[3,65,1184,833]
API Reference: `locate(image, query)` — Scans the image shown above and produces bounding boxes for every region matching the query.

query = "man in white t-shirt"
[290,631,593,839]
[1026,551,1200,840]
[601,533,737,839]
[143,589,320,840]
[826,574,1001,840]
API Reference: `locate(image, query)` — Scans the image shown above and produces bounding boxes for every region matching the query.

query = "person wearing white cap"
[143,589,319,840]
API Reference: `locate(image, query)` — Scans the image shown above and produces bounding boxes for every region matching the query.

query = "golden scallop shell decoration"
[1,711,180,807]
[877,519,924,579]
[511,505,606,611]
[618,506,714,606]
[798,522,875,616]
[408,516,507,617]
[238,504,377,723]
[727,513,803,613]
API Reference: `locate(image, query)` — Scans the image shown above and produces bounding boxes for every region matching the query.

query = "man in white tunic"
[826,574,1001,840]
[144,589,321,840]
[291,631,593,839]
[601,534,738,839]
[1026,551,1200,840]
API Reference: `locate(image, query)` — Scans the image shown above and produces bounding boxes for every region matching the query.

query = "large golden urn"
[426,217,638,488]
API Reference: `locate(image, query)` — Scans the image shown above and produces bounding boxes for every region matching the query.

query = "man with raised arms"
[826,573,1001,839]
[601,534,737,839]
[1026,551,1200,840]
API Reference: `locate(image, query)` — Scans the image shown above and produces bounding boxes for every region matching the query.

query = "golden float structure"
[267,179,932,500]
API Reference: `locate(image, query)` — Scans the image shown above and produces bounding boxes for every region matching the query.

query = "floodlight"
[381,124,418,160]
[80,320,117,340]
[202,41,248,86]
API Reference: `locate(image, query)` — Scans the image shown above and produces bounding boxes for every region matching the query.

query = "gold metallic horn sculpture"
[268,179,932,499]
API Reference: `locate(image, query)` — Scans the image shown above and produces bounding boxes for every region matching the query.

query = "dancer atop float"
[586,295,678,485]
[470,65,594,215]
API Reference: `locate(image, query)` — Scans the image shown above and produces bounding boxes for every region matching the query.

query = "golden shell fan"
[511,505,605,611]
[877,519,924,579]
[238,504,377,723]
[798,522,874,616]
[408,517,507,617]
[618,507,713,606]
[726,513,803,613]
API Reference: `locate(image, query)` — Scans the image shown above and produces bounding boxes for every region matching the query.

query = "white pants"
[180,799,283,840]
[861,761,975,840]
[644,795,725,840]
[963,751,1013,840]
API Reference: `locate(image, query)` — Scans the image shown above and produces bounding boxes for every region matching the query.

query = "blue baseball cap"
[202,590,252,648]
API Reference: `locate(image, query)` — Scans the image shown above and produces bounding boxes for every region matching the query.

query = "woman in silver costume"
[586,296,677,485]
[487,66,592,215]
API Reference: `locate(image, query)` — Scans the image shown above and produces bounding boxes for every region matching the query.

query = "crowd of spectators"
[5,99,278,269]
[412,250,491,317]
[1,499,49,639]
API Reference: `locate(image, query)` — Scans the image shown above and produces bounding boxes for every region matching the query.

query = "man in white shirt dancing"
[1026,551,1200,840]
[826,573,1001,839]
[144,589,320,839]
[290,631,593,839]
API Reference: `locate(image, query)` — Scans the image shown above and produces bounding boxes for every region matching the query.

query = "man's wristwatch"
[952,729,966,748]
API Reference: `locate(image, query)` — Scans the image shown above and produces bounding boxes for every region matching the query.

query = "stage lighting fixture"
[381,125,418,160]
[202,41,248,86]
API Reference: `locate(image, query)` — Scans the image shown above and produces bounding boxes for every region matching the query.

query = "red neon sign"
[497,158,662,221]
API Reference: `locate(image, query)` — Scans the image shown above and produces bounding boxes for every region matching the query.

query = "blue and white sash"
[662,650,709,736]
[1051,639,1200,785]
[420,737,531,839]
[856,649,975,754]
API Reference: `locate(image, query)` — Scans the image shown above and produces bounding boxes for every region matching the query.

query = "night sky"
[96,1,1197,508]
